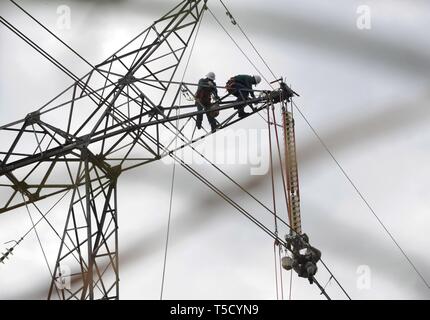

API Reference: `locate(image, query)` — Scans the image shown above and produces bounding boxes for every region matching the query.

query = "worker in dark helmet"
[195,72,220,133]
[282,233,321,284]
[225,74,261,118]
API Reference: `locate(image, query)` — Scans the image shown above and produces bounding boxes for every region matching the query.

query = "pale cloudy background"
[0,0,430,300]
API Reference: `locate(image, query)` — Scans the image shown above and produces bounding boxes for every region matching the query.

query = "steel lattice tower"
[0,0,292,299]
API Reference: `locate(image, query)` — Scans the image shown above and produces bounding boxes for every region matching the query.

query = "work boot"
[209,120,217,133]
[238,110,250,119]
[196,121,202,130]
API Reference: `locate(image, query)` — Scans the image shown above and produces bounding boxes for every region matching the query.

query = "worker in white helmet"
[225,74,261,118]
[195,72,220,133]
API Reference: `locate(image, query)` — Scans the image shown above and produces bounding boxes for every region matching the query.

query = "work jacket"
[233,75,257,89]
[196,78,218,105]
[232,75,257,98]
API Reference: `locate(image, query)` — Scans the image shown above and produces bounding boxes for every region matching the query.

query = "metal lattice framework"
[0,0,291,299]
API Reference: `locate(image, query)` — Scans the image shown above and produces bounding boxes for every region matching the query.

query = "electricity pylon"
[0,0,292,299]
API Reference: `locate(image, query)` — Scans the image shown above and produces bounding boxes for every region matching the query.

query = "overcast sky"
[0,0,430,300]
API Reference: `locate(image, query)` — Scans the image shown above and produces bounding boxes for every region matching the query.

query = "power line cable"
[160,9,205,300]
[157,106,351,299]
[207,7,272,88]
[218,0,278,80]
[212,0,426,294]
[292,100,430,290]
[9,0,95,70]
[167,150,335,300]
[21,194,53,278]
[154,111,349,299]
[205,6,273,128]
[267,105,283,300]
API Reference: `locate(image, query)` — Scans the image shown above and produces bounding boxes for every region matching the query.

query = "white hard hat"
[206,72,216,81]
[253,75,261,84]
